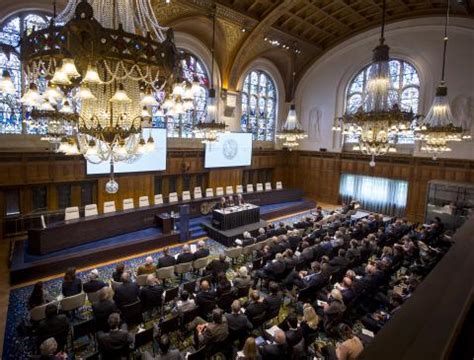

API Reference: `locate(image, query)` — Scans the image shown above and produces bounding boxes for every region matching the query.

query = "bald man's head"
[274,329,286,344]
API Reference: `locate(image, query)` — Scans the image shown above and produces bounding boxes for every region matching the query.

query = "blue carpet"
[4,206,312,359]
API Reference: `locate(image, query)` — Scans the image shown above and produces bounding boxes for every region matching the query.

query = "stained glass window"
[0,12,50,134]
[154,51,209,138]
[240,70,276,141]
[345,59,420,144]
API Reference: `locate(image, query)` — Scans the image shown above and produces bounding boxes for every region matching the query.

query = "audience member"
[259,329,288,360]
[113,271,139,309]
[112,263,125,283]
[157,248,176,268]
[225,300,253,343]
[176,245,194,264]
[323,324,363,360]
[300,303,320,342]
[195,280,216,317]
[233,266,251,288]
[139,274,164,311]
[28,281,54,310]
[144,334,182,360]
[83,269,108,293]
[175,291,196,314]
[206,254,230,279]
[92,287,119,332]
[193,240,210,260]
[263,282,282,319]
[189,308,229,347]
[39,337,67,360]
[36,304,70,351]
[137,256,157,276]
[61,267,82,298]
[97,313,133,359]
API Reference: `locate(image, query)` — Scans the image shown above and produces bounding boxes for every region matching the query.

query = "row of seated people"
[26,208,449,359]
[64,181,284,220]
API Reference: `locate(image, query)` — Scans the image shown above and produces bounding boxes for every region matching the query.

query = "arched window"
[0,12,51,134]
[240,70,276,141]
[345,59,420,144]
[154,50,209,138]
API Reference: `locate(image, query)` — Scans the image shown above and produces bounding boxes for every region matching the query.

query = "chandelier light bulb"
[137,137,147,154]
[145,135,155,151]
[154,106,164,117]
[44,84,63,102]
[172,82,185,97]
[174,101,185,115]
[140,88,159,107]
[0,69,15,94]
[61,58,81,78]
[60,100,74,114]
[110,84,132,104]
[39,100,55,112]
[82,64,102,84]
[51,68,72,86]
[21,83,42,107]
[162,97,174,110]
[65,140,80,155]
[141,106,151,119]
[183,87,194,102]
[105,178,119,194]
[76,84,97,101]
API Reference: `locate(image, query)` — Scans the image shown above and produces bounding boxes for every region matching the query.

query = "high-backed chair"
[30,301,57,322]
[65,206,80,221]
[60,292,86,312]
[265,182,272,191]
[194,187,202,199]
[276,181,283,190]
[182,191,191,201]
[216,187,224,196]
[123,198,134,210]
[205,188,214,197]
[103,201,116,214]
[226,186,234,195]
[236,185,243,194]
[246,184,254,193]
[256,183,264,192]
[139,196,149,207]
[84,204,98,217]
[169,192,178,203]
[154,194,163,205]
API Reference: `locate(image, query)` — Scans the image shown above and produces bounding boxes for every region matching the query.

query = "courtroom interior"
[0,0,473,359]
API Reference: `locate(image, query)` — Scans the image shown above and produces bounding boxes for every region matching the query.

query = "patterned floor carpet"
[3,210,311,359]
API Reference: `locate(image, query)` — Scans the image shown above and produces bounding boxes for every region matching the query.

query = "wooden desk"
[156,213,174,234]
[27,188,303,255]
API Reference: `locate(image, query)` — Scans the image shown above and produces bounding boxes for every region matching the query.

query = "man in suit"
[195,280,216,317]
[176,244,194,264]
[284,314,303,348]
[235,231,256,247]
[214,197,227,210]
[234,193,245,206]
[139,274,164,312]
[193,240,210,260]
[146,334,182,360]
[97,313,133,359]
[189,308,229,347]
[260,329,289,360]
[157,248,176,268]
[225,300,252,344]
[263,282,282,320]
[206,254,229,279]
[225,195,234,207]
[254,253,286,287]
[92,287,119,332]
[83,269,108,294]
[137,256,157,276]
[329,249,350,272]
[256,228,267,242]
[36,303,70,351]
[113,272,139,309]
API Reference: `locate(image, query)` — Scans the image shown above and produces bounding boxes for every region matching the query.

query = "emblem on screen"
[222,139,238,160]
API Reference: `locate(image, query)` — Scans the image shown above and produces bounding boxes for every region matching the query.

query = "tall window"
[345,59,420,144]
[339,174,408,217]
[0,12,51,134]
[155,51,209,138]
[241,70,277,141]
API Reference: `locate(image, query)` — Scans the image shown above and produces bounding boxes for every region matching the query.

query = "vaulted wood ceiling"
[154,0,473,98]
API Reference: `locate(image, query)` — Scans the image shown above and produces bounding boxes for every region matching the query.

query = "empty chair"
[182,191,191,201]
[205,188,214,197]
[215,187,224,196]
[265,182,272,191]
[226,186,234,195]
[103,201,116,214]
[65,206,80,221]
[123,198,134,210]
[156,266,175,282]
[236,185,243,194]
[224,247,243,264]
[136,274,149,287]
[169,192,178,203]
[175,262,193,281]
[246,184,254,193]
[154,194,163,205]
[194,187,202,199]
[192,257,209,273]
[84,204,98,217]
[139,196,149,208]
[60,292,86,312]
[276,181,283,190]
[30,301,57,322]
[256,183,263,192]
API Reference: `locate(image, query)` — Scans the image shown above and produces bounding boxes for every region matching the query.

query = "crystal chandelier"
[20,0,178,193]
[276,44,307,150]
[414,0,471,160]
[192,4,226,144]
[332,0,417,166]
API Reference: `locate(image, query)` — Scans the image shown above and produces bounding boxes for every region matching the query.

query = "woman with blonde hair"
[301,303,320,342]
[238,336,261,360]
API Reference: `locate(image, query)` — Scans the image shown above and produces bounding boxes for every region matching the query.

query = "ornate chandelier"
[276,44,307,150]
[192,4,226,144]
[332,0,417,166]
[20,0,179,193]
[414,0,471,160]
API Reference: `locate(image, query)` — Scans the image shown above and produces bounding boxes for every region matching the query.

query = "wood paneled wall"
[278,151,474,222]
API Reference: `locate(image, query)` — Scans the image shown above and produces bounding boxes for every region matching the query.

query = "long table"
[212,204,260,230]
[27,188,303,255]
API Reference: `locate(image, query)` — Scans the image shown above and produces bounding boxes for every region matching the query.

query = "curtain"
[339,173,408,217]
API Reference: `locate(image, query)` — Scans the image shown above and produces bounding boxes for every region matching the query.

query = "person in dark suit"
[92,287,120,332]
[225,300,252,346]
[157,248,176,268]
[284,314,303,348]
[245,290,267,326]
[260,329,289,360]
[113,272,139,309]
[61,267,82,298]
[145,334,182,360]
[97,313,133,359]
[137,256,157,276]
[329,249,350,272]
[263,282,282,319]
[195,280,217,317]
[256,228,267,243]
[254,254,286,287]
[83,269,108,294]
[236,231,256,247]
[206,254,230,279]
[192,308,229,347]
[139,274,164,311]
[112,263,125,283]
[36,304,70,351]
[214,197,227,210]
[234,193,245,206]
[225,195,235,207]
[193,240,210,260]
[176,244,194,264]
